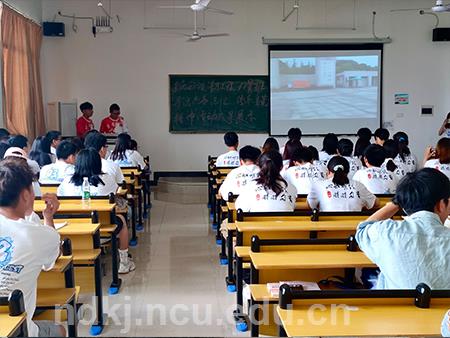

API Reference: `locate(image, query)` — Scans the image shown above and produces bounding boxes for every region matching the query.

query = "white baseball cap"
[3,147,28,160]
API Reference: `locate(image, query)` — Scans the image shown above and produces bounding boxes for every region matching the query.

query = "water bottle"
[82,177,91,207]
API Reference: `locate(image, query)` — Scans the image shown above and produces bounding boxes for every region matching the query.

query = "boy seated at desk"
[356,168,450,289]
[0,158,65,337]
[216,132,240,167]
[219,145,261,199]
[39,141,77,184]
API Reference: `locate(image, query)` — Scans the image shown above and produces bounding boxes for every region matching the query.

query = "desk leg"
[129,198,138,247]
[137,189,143,230]
[250,299,260,337]
[279,324,287,337]
[225,230,235,292]
[67,297,78,337]
[219,232,227,265]
[109,231,122,295]
[233,255,248,332]
[90,256,104,335]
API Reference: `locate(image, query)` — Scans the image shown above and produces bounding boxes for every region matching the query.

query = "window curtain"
[1,3,45,138]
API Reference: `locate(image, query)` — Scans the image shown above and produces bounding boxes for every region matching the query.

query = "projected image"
[271,55,379,121]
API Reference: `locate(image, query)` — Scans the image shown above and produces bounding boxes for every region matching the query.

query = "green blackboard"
[169,75,269,133]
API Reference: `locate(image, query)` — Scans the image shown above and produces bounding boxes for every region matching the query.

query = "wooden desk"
[34,199,115,213]
[277,298,450,337]
[0,314,27,337]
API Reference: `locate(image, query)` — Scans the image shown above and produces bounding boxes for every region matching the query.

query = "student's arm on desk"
[355,202,400,261]
[40,193,62,270]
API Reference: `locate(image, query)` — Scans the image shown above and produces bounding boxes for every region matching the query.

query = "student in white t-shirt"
[45,131,62,163]
[337,138,362,179]
[235,150,297,212]
[423,138,450,179]
[373,128,390,146]
[283,147,324,194]
[353,144,398,194]
[319,133,339,164]
[39,140,77,184]
[281,139,303,173]
[307,156,377,211]
[393,132,417,173]
[84,131,125,185]
[0,159,65,337]
[216,132,240,167]
[382,139,408,181]
[438,112,450,138]
[108,133,147,170]
[261,137,280,154]
[280,128,302,155]
[57,149,135,274]
[307,145,328,179]
[219,145,261,199]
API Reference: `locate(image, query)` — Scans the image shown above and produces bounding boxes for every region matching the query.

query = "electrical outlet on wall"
[421,105,433,116]
[396,112,404,118]
[383,121,394,128]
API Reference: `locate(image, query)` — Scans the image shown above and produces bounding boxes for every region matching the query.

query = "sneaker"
[119,260,136,274]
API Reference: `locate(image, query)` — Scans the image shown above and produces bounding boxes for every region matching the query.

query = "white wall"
[41,0,450,172]
[3,0,42,22]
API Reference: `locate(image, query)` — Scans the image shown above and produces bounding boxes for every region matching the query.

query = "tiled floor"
[76,196,245,337]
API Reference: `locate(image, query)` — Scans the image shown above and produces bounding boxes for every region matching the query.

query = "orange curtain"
[1,4,45,138]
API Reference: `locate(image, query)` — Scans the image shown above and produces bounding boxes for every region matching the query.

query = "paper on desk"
[54,222,68,230]
[267,281,320,297]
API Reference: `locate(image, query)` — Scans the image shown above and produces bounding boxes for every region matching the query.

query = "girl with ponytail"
[307,156,377,211]
[393,131,417,173]
[235,150,297,212]
[382,139,407,180]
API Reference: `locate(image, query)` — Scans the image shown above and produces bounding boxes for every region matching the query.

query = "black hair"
[0,158,34,207]
[327,156,350,186]
[262,137,279,153]
[71,137,84,152]
[110,133,132,161]
[393,131,411,162]
[110,103,120,113]
[256,150,287,196]
[357,128,372,141]
[56,140,77,160]
[354,138,371,161]
[363,144,386,167]
[374,128,390,141]
[239,146,261,163]
[322,133,339,156]
[45,130,61,145]
[29,151,52,168]
[70,149,105,187]
[129,139,138,151]
[337,139,354,157]
[80,101,93,112]
[31,136,51,154]
[287,128,302,141]
[307,145,319,161]
[291,147,313,165]
[436,137,450,164]
[0,128,10,141]
[393,168,450,214]
[0,143,10,158]
[8,135,28,149]
[383,140,399,172]
[84,131,107,152]
[283,140,302,161]
[223,132,239,147]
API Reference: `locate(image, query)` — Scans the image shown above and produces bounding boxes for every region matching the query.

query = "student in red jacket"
[100,104,128,135]
[76,102,95,138]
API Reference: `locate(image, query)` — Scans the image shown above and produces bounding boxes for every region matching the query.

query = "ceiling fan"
[159,0,234,16]
[181,10,229,41]
[391,0,450,13]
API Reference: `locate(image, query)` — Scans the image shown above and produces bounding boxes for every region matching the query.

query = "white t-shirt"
[312,160,328,179]
[382,158,408,181]
[424,159,450,180]
[219,164,260,199]
[102,158,125,184]
[235,179,297,212]
[352,167,398,194]
[108,150,146,170]
[283,163,324,194]
[343,156,363,179]
[307,178,376,212]
[39,161,75,184]
[394,153,417,173]
[0,212,60,337]
[442,129,450,138]
[57,174,118,197]
[216,150,240,167]
[318,151,335,164]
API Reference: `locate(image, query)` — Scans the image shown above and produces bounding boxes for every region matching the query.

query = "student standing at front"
[76,102,95,138]
[100,104,128,135]
[0,159,65,337]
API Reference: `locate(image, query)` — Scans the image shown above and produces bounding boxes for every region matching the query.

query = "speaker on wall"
[43,22,65,37]
[433,28,450,41]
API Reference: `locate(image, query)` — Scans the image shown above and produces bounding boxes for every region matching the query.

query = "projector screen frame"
[268,43,383,137]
